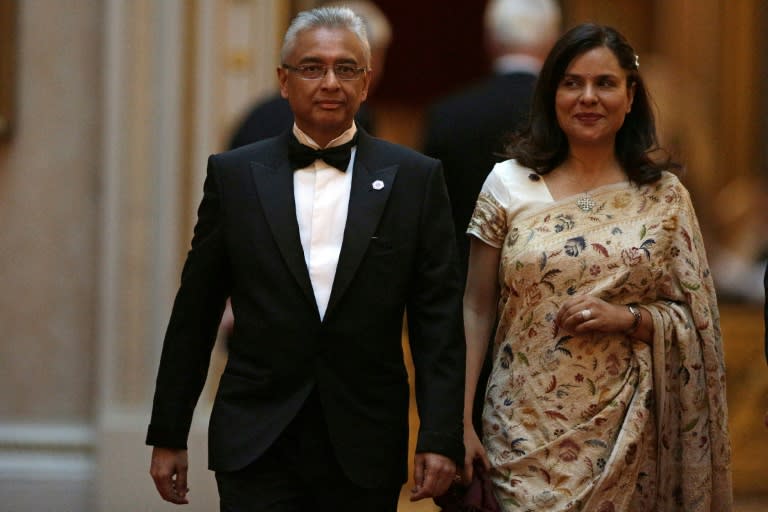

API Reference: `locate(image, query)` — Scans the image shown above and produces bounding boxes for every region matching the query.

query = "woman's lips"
[575,113,602,122]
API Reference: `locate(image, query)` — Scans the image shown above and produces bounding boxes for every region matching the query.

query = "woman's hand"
[556,295,648,340]
[461,425,490,485]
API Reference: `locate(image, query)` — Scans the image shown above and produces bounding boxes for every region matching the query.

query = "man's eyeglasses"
[282,63,367,81]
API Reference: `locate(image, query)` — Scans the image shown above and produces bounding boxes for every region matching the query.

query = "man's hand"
[150,446,190,504]
[410,452,457,501]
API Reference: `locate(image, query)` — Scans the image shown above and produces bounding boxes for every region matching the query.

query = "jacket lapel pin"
[372,180,384,190]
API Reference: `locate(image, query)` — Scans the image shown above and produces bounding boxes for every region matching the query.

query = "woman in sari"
[462,23,732,511]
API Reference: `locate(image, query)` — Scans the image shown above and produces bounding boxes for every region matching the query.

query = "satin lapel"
[325,136,397,318]
[250,140,316,310]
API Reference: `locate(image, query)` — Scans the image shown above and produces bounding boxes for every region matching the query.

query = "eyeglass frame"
[281,63,369,81]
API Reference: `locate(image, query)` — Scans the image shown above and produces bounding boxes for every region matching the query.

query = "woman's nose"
[580,84,598,103]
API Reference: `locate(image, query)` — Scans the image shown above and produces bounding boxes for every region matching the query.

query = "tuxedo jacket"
[423,71,537,275]
[146,128,465,489]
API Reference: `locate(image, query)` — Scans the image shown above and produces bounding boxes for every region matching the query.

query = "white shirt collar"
[292,123,358,150]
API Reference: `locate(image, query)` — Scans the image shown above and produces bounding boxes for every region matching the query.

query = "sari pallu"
[467,163,732,511]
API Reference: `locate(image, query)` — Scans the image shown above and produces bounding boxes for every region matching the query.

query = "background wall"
[0,1,99,509]
[0,0,765,511]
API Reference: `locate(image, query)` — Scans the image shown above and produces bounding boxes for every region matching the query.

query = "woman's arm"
[461,237,501,475]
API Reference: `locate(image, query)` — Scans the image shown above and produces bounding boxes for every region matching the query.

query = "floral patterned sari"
[467,160,732,511]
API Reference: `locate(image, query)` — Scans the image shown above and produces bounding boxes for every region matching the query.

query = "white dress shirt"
[292,123,357,320]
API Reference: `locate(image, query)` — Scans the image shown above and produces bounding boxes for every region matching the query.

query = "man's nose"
[320,67,341,87]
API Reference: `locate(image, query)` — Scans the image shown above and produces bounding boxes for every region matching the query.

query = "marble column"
[96,1,284,510]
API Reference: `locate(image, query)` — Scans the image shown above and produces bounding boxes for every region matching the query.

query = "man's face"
[278,27,370,147]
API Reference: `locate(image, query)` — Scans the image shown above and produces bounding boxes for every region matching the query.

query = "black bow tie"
[288,132,359,171]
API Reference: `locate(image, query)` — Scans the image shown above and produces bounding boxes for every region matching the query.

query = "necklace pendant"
[576,193,595,212]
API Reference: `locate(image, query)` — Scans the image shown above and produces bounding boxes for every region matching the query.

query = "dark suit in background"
[764,262,767,428]
[764,262,767,364]
[423,69,537,272]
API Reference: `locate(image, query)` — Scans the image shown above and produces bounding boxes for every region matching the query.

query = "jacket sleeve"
[146,155,231,449]
[406,159,466,465]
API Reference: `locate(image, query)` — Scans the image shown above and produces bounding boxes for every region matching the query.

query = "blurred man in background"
[423,0,561,275]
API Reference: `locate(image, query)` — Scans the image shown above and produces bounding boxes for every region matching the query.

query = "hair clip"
[634,53,640,69]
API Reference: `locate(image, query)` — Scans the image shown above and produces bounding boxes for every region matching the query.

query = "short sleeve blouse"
[466,159,553,248]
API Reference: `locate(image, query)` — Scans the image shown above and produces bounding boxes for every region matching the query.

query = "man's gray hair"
[281,6,371,66]
[322,1,392,50]
[484,0,561,51]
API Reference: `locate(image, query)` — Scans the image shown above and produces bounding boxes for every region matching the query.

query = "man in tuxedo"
[423,0,561,276]
[147,6,464,512]
[227,0,391,150]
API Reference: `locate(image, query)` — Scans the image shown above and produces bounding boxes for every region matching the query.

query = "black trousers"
[215,390,402,512]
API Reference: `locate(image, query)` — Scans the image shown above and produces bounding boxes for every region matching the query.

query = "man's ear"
[277,67,289,99]
[360,69,372,102]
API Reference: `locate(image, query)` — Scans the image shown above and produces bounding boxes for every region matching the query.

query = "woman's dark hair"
[505,23,680,184]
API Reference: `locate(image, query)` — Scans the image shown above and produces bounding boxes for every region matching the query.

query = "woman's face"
[555,46,635,148]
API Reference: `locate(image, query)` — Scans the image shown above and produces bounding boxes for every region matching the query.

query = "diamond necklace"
[553,161,623,213]
[575,193,596,212]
